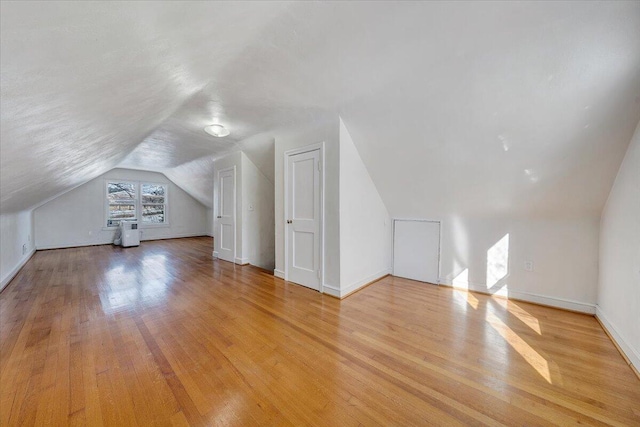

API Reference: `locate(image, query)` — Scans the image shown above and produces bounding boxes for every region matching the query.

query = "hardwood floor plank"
[135,317,205,426]
[1,237,639,426]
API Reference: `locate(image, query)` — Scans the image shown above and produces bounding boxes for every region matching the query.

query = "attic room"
[0,1,639,425]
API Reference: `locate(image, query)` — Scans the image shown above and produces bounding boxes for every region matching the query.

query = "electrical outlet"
[27,234,31,242]
[524,261,534,272]
[22,244,27,255]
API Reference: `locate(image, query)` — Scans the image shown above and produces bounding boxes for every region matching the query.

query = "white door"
[217,168,235,263]
[393,220,440,284]
[286,149,321,290]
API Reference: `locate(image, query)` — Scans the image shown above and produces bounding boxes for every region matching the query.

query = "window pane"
[108,204,136,219]
[142,205,165,223]
[142,183,165,195]
[142,194,165,204]
[142,184,165,203]
[107,182,136,201]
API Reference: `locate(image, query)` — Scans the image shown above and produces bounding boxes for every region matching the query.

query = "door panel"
[217,168,235,263]
[286,149,321,290]
[293,158,315,219]
[221,224,234,251]
[293,231,315,271]
[221,175,234,217]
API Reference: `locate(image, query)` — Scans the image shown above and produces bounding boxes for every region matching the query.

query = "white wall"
[272,114,600,311]
[212,152,243,262]
[341,116,602,312]
[34,168,207,249]
[0,210,35,291]
[212,151,275,269]
[241,152,275,271]
[438,215,599,312]
[274,113,341,290]
[597,121,640,371]
[206,208,214,237]
[338,119,391,297]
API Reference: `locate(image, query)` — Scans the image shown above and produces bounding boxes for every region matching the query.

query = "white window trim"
[103,179,170,229]
[104,179,138,230]
[140,181,169,228]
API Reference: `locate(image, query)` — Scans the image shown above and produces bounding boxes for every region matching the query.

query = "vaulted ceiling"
[2,1,639,216]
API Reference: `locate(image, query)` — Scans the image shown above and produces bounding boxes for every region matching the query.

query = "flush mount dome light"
[204,124,230,137]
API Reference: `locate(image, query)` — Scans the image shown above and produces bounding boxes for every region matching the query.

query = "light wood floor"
[1,237,639,426]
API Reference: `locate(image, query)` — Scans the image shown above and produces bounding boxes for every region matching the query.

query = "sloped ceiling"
[2,2,639,215]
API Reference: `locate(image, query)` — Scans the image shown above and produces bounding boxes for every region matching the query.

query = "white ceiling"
[1,1,639,216]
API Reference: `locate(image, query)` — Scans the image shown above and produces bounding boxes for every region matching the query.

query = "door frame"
[392,218,442,284]
[215,165,236,263]
[283,142,325,293]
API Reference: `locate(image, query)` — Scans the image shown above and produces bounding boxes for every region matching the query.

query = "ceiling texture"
[1,1,639,216]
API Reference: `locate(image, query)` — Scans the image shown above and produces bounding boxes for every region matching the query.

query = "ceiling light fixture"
[204,124,230,137]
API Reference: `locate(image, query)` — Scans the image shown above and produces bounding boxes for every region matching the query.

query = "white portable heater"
[120,220,140,247]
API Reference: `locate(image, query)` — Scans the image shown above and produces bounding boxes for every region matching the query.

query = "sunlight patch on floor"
[486,312,552,384]
[492,298,541,335]
[453,287,479,310]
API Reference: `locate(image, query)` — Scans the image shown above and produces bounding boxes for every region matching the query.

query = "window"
[105,180,168,228]
[141,183,167,224]
[106,181,137,227]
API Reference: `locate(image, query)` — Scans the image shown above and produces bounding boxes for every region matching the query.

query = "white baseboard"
[37,232,208,250]
[0,248,36,292]
[320,269,391,299]
[37,241,112,250]
[438,279,595,314]
[322,284,340,298]
[507,289,595,314]
[438,276,484,289]
[595,305,640,373]
[141,232,208,241]
[235,257,250,265]
[339,268,391,298]
[273,269,284,279]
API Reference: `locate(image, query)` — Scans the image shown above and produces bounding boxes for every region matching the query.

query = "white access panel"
[393,220,440,284]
